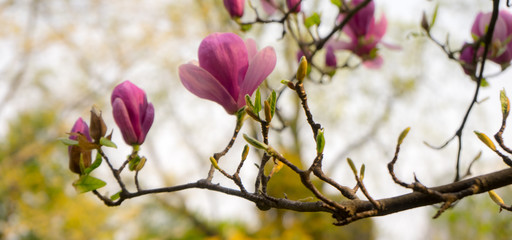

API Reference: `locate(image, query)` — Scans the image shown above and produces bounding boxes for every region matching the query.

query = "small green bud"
[243,134,269,150]
[297,56,308,82]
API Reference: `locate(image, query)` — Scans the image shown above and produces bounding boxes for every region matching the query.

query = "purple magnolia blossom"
[261,0,277,15]
[68,118,92,174]
[470,10,512,67]
[329,0,396,68]
[179,32,277,115]
[286,0,301,13]
[111,80,155,146]
[325,45,337,68]
[459,43,477,76]
[223,0,245,18]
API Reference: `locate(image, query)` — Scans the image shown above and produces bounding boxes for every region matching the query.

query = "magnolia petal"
[238,46,276,106]
[112,98,138,145]
[363,55,383,69]
[139,103,154,144]
[245,38,258,60]
[198,33,248,98]
[369,14,387,41]
[179,63,239,114]
[261,0,277,15]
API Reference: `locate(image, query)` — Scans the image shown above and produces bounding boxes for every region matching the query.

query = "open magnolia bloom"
[472,10,512,69]
[179,32,277,115]
[329,0,398,69]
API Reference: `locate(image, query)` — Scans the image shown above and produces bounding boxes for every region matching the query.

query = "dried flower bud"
[89,105,107,143]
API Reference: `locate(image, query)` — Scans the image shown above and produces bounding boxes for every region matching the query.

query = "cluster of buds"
[66,81,154,176]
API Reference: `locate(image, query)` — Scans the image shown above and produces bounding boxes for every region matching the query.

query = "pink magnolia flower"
[459,43,477,76]
[470,10,512,68]
[111,81,155,146]
[223,0,245,18]
[179,32,277,115]
[329,0,395,68]
[287,0,301,13]
[261,0,277,15]
[68,118,92,174]
[325,45,337,68]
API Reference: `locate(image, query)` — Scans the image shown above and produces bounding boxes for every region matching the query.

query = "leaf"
[83,152,103,175]
[210,156,220,170]
[99,137,117,148]
[489,190,505,205]
[397,127,411,145]
[330,0,342,8]
[430,3,439,29]
[58,138,78,146]
[316,128,325,154]
[254,88,261,116]
[245,94,255,110]
[243,134,269,150]
[305,12,321,28]
[347,158,357,176]
[480,78,489,87]
[73,175,106,193]
[129,155,141,171]
[269,90,277,118]
[500,89,510,119]
[240,23,252,32]
[474,131,497,151]
[269,160,284,177]
[110,191,121,201]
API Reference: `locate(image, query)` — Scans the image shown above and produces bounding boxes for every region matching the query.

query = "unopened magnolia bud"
[264,100,272,123]
[241,144,250,161]
[297,56,308,82]
[90,105,107,143]
[210,156,221,170]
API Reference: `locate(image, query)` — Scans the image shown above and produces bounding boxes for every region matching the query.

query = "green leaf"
[360,164,365,181]
[84,152,103,175]
[500,89,510,119]
[240,23,252,32]
[110,191,121,201]
[430,4,439,29]
[243,134,269,150]
[269,90,277,118]
[347,158,357,176]
[254,88,262,116]
[245,94,255,110]
[73,175,106,193]
[330,0,342,8]
[480,78,490,87]
[99,137,117,148]
[129,155,141,171]
[474,131,497,151]
[316,128,325,154]
[58,138,78,146]
[305,12,321,28]
[397,127,411,145]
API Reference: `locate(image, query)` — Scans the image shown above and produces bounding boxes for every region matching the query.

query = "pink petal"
[112,98,138,144]
[139,103,154,144]
[198,33,248,99]
[245,38,258,60]
[238,46,276,106]
[179,63,239,114]
[261,0,277,15]
[368,14,387,41]
[362,56,383,69]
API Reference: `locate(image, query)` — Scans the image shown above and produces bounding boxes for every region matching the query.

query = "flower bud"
[68,118,92,174]
[111,81,155,146]
[296,56,308,82]
[223,0,245,18]
[286,0,301,13]
[89,105,107,143]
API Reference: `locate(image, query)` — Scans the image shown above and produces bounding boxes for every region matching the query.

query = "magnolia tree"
[61,0,512,226]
